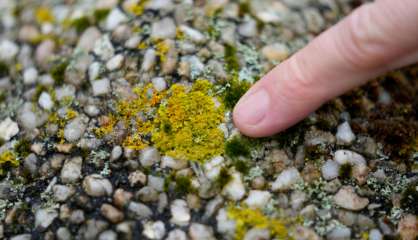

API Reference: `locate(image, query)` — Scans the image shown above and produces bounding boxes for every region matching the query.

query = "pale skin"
[233,0,418,137]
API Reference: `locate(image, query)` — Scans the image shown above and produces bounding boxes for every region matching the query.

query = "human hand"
[233,0,418,137]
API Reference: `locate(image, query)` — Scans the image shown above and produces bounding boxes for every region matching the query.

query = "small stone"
[92,78,111,96]
[334,186,369,211]
[321,160,340,180]
[98,230,118,240]
[334,150,366,166]
[69,209,85,224]
[249,0,289,23]
[23,67,38,85]
[398,214,417,240]
[93,35,115,61]
[56,227,72,240]
[55,85,76,101]
[148,175,165,192]
[0,117,19,141]
[83,174,113,197]
[110,146,123,161]
[170,199,190,226]
[113,188,133,208]
[271,167,302,191]
[17,102,47,130]
[336,122,356,145]
[77,27,102,52]
[166,229,187,240]
[84,105,100,117]
[244,190,272,209]
[64,117,87,142]
[179,25,206,43]
[152,77,167,92]
[151,17,176,39]
[0,40,19,62]
[222,171,246,201]
[128,201,153,220]
[106,54,124,71]
[101,204,124,223]
[137,186,159,202]
[326,226,351,240]
[143,221,166,240]
[53,185,75,202]
[35,208,58,231]
[105,8,128,30]
[10,234,32,240]
[189,223,215,240]
[129,170,147,187]
[139,147,161,167]
[35,40,56,70]
[216,208,236,238]
[262,43,289,62]
[141,49,157,71]
[203,156,224,180]
[291,190,307,210]
[160,155,188,170]
[38,92,54,110]
[369,229,383,240]
[23,153,37,176]
[60,157,83,183]
[238,17,257,37]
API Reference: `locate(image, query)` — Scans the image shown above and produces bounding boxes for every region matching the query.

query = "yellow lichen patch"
[126,0,150,16]
[35,7,55,24]
[47,109,78,143]
[152,80,225,162]
[154,40,170,62]
[0,151,19,176]
[227,205,293,240]
[94,115,117,138]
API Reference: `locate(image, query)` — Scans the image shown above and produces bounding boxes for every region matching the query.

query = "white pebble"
[83,174,113,197]
[38,92,54,110]
[152,77,167,92]
[106,54,124,71]
[89,62,102,81]
[0,40,19,62]
[179,25,206,43]
[170,199,191,226]
[271,167,302,191]
[64,117,87,142]
[35,209,58,230]
[244,190,272,209]
[222,171,246,201]
[105,8,128,31]
[151,17,176,39]
[139,147,161,167]
[334,186,369,211]
[369,229,383,240]
[334,150,366,166]
[93,35,115,61]
[0,117,19,141]
[92,78,111,96]
[23,67,38,85]
[326,226,351,240]
[321,160,340,180]
[336,122,356,144]
[143,221,166,240]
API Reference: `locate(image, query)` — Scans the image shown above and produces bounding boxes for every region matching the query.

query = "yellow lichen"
[126,0,150,16]
[47,109,78,143]
[154,40,170,62]
[175,27,185,41]
[96,80,225,162]
[35,7,55,24]
[152,80,225,162]
[0,151,19,176]
[227,205,293,240]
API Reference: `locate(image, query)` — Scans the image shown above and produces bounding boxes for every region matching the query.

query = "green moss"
[400,183,418,214]
[223,78,250,109]
[14,139,31,159]
[0,91,6,103]
[224,44,240,74]
[174,175,195,195]
[338,163,353,180]
[233,159,250,174]
[50,59,69,85]
[225,136,251,158]
[215,167,232,188]
[70,16,91,33]
[0,61,9,78]
[93,9,110,22]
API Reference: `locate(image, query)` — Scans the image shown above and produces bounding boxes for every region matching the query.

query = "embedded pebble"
[92,78,111,96]
[23,67,38,85]
[334,150,366,166]
[93,35,115,61]
[189,223,216,240]
[60,157,83,183]
[244,190,272,209]
[326,226,351,240]
[0,40,19,61]
[83,174,113,197]
[336,122,356,144]
[151,18,176,39]
[0,117,19,141]
[321,160,340,180]
[64,117,87,142]
[222,171,246,201]
[334,186,369,211]
[38,92,54,110]
[105,8,128,30]
[106,54,124,71]
[271,167,302,191]
[143,221,166,239]
[35,209,58,231]
[261,43,289,62]
[139,147,161,167]
[170,199,191,226]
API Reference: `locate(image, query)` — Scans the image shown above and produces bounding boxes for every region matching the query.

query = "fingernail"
[234,88,270,125]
